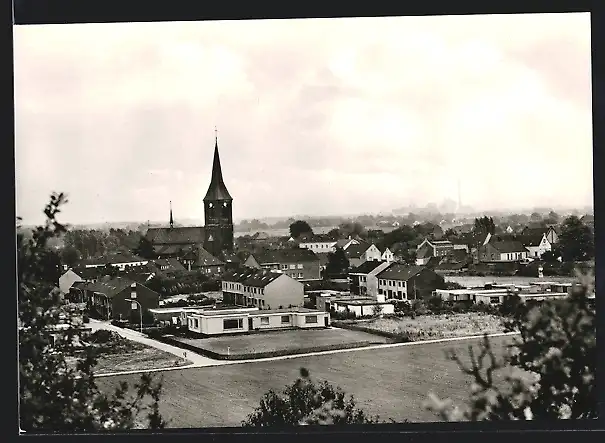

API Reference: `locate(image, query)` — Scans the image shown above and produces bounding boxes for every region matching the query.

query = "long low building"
[315,294,395,317]
[186,306,330,336]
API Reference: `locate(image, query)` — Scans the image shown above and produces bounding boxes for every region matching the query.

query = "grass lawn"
[93,343,192,374]
[172,327,391,356]
[96,334,521,428]
[345,313,507,341]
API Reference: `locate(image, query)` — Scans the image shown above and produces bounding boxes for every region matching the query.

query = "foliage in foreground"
[18,192,166,432]
[243,368,380,426]
[426,270,596,421]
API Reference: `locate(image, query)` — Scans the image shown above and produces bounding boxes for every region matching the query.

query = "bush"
[82,315,90,323]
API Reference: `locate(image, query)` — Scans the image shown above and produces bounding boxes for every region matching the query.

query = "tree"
[338,221,366,239]
[530,212,543,223]
[289,220,313,239]
[545,211,560,225]
[371,303,384,317]
[473,216,495,236]
[426,271,596,421]
[18,193,166,432]
[60,246,81,268]
[134,236,156,260]
[325,247,350,278]
[243,368,379,426]
[558,216,594,262]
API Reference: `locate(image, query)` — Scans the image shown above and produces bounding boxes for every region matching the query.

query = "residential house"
[344,242,382,268]
[416,238,455,258]
[149,258,186,273]
[187,306,329,336]
[316,295,395,317]
[244,248,321,281]
[478,240,529,263]
[221,268,305,309]
[521,225,559,246]
[71,252,148,271]
[75,277,159,321]
[376,264,444,302]
[59,269,84,295]
[349,260,391,296]
[415,243,433,265]
[379,246,395,263]
[335,238,360,250]
[181,246,225,274]
[519,231,552,259]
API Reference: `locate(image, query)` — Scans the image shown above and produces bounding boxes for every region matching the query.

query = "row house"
[298,236,359,254]
[221,268,305,309]
[244,248,321,281]
[376,263,445,302]
[70,277,160,321]
[349,260,392,297]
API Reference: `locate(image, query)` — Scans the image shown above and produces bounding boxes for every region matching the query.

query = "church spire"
[169,201,174,229]
[204,129,233,201]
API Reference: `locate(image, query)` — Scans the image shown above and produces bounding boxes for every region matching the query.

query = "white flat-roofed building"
[186,306,330,336]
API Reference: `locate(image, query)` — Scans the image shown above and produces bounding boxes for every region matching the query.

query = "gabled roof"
[254,248,319,264]
[349,260,388,275]
[416,244,433,259]
[150,258,186,271]
[344,242,372,259]
[83,277,154,298]
[518,232,547,247]
[335,238,357,249]
[221,268,285,288]
[146,227,205,245]
[195,246,224,267]
[376,263,425,281]
[203,138,233,201]
[489,241,528,253]
[300,234,336,243]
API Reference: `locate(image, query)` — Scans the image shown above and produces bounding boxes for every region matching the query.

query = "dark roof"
[301,234,336,243]
[150,258,186,271]
[83,277,153,298]
[222,268,286,288]
[146,227,205,245]
[416,244,433,259]
[255,248,319,264]
[71,266,107,280]
[376,263,425,281]
[220,251,241,263]
[344,242,372,259]
[76,251,146,267]
[195,247,224,267]
[335,239,354,248]
[350,260,388,275]
[490,241,528,253]
[518,232,546,247]
[203,138,233,201]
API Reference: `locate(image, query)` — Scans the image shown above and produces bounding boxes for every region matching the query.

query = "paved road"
[91,320,519,378]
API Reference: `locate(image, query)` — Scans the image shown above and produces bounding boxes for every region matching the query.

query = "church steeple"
[169,201,174,229]
[203,130,233,201]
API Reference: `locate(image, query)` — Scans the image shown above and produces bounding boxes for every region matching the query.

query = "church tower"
[203,133,234,257]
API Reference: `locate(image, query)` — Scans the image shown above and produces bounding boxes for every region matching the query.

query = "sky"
[14,13,593,225]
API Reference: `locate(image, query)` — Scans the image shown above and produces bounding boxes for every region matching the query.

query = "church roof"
[204,138,232,201]
[145,226,205,245]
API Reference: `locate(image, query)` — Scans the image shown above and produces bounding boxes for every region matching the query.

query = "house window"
[305,315,318,324]
[298,273,303,278]
[194,318,199,328]
[281,264,288,270]
[223,318,243,330]
[490,297,500,304]
[398,282,402,287]
[281,315,290,324]
[297,264,303,269]
[378,289,383,294]
[289,264,296,270]
[261,300,265,308]
[260,317,269,325]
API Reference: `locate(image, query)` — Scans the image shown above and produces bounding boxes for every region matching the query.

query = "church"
[144,135,234,265]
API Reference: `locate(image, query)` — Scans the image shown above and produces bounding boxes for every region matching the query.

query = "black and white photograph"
[14,11,596,433]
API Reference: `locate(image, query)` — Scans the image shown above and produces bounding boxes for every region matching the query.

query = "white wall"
[364,245,382,262]
[59,270,83,295]
[299,242,337,253]
[264,275,305,309]
[251,313,293,330]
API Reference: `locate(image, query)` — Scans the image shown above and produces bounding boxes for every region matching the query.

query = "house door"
[248,318,253,330]
[324,316,329,327]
